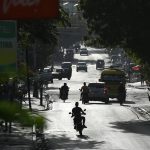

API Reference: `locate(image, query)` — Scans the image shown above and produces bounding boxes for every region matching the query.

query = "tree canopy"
[17,6,70,69]
[79,0,150,64]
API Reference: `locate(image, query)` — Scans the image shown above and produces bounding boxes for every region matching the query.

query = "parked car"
[61,62,72,80]
[37,67,53,83]
[88,82,109,104]
[96,59,105,70]
[76,62,87,72]
[80,48,88,56]
[52,68,63,80]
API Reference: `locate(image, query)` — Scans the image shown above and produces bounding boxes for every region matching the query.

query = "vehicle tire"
[68,77,70,80]
[76,70,78,72]
[85,69,87,72]
[51,80,53,83]
[105,98,109,104]
[59,78,62,80]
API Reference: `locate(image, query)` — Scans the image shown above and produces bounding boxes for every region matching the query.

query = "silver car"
[76,62,87,72]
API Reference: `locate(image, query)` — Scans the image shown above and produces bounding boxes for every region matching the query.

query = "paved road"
[42,48,150,150]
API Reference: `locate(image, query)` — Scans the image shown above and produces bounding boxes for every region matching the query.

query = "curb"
[132,105,150,120]
[127,84,147,89]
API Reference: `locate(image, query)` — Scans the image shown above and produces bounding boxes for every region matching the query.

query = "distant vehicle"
[88,82,109,104]
[76,62,87,72]
[52,68,63,80]
[110,55,122,66]
[64,49,74,61]
[80,48,88,56]
[61,62,72,69]
[61,62,72,80]
[96,59,105,70]
[38,67,53,83]
[110,63,123,70]
[99,68,126,102]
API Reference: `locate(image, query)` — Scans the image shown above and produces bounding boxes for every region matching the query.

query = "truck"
[99,67,126,102]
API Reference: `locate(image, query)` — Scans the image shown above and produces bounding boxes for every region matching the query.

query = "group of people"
[59,82,89,128]
[59,82,89,100]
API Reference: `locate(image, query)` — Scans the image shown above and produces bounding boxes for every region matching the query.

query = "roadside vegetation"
[79,0,150,80]
[0,6,70,133]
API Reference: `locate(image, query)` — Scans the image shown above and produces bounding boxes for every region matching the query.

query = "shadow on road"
[110,120,150,136]
[107,100,135,105]
[0,126,34,149]
[76,134,89,139]
[46,134,105,149]
[86,102,112,105]
[86,100,135,105]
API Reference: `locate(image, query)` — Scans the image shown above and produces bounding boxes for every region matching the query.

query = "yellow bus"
[99,68,126,101]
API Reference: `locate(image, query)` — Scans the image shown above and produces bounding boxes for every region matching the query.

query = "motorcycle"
[59,88,68,102]
[69,109,86,136]
[79,89,89,104]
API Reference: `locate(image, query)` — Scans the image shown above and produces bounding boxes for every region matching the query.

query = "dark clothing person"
[72,107,84,118]
[118,83,126,94]
[81,82,89,94]
[80,82,89,101]
[72,102,87,128]
[118,83,126,105]
[60,83,69,99]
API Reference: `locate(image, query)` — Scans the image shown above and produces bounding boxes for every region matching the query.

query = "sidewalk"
[127,81,150,120]
[127,81,148,89]
[0,95,45,150]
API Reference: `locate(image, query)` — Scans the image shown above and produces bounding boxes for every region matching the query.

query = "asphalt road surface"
[42,47,150,150]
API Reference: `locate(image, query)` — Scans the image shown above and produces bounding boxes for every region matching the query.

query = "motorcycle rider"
[80,82,89,101]
[60,83,69,99]
[72,102,87,128]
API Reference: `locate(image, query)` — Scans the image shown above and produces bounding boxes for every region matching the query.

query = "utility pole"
[26,47,32,110]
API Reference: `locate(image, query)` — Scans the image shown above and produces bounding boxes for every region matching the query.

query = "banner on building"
[0,0,59,20]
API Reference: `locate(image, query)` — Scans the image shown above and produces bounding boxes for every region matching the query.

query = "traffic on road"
[36,46,150,150]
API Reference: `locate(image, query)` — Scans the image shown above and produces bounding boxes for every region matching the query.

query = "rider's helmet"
[64,83,67,86]
[75,102,79,107]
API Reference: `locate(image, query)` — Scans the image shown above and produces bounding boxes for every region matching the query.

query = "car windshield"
[88,83,104,88]
[102,75,123,81]
[62,63,71,68]
[81,48,87,51]
[78,62,86,65]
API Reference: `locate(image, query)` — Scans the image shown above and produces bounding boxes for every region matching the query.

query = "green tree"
[0,101,45,133]
[17,6,70,69]
[79,0,150,64]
